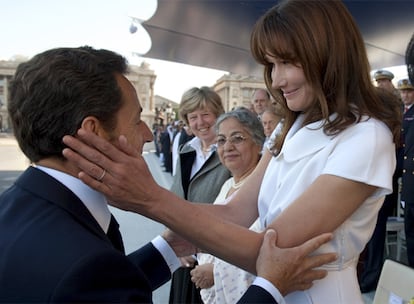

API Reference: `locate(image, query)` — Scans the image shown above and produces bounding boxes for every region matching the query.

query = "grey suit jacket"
[170,143,231,203]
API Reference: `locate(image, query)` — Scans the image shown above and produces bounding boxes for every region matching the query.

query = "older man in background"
[251,88,272,119]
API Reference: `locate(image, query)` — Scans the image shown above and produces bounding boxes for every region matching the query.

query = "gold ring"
[97,169,106,181]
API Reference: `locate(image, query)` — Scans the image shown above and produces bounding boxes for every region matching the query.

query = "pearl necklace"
[202,146,213,152]
[232,178,246,189]
[232,167,256,190]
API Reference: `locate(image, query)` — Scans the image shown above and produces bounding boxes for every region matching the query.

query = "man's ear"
[81,116,106,137]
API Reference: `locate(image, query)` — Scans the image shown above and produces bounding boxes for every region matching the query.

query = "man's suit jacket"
[402,105,414,203]
[0,167,170,302]
[0,167,277,303]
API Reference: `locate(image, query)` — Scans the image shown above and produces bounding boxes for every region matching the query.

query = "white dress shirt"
[187,137,216,178]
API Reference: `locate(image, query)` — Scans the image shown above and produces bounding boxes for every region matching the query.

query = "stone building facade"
[0,60,157,132]
[152,72,267,128]
[128,62,157,127]
[153,95,179,128]
[0,61,18,132]
[212,73,266,111]
[0,60,267,133]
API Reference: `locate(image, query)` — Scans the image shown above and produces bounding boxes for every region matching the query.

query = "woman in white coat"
[62,0,402,303]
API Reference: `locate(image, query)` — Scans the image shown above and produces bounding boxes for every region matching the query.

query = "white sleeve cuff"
[252,276,286,304]
[151,235,181,273]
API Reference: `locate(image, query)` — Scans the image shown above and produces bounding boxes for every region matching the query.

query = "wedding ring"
[97,169,106,182]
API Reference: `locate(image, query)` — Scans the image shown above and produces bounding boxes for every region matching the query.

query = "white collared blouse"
[258,113,395,267]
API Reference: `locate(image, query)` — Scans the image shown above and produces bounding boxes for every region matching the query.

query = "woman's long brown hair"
[250,0,401,153]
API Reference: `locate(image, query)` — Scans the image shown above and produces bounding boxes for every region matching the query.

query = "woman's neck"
[233,165,256,184]
[200,138,215,152]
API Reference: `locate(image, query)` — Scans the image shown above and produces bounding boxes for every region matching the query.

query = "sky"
[0,0,408,102]
[0,0,226,102]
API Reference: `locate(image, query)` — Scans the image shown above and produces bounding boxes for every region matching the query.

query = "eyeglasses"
[216,134,248,147]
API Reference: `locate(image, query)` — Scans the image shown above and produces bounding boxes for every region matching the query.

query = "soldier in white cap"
[398,78,414,112]
[359,72,405,292]
[374,69,401,101]
[399,77,414,268]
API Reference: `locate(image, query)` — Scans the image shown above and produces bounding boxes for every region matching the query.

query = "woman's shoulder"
[347,116,392,137]
[336,116,394,151]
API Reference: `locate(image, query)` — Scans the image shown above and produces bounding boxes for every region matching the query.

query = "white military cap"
[374,70,394,81]
[397,78,414,90]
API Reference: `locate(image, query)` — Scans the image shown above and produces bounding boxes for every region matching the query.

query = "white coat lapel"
[280,114,334,162]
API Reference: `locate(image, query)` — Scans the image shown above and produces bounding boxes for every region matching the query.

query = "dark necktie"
[107,215,125,254]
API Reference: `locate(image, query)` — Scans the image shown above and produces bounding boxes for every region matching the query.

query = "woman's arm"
[202,149,273,227]
[266,119,393,248]
[62,131,266,272]
[62,130,338,274]
[267,174,377,247]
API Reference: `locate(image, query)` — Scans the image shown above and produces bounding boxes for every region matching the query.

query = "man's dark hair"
[407,33,414,84]
[8,46,128,162]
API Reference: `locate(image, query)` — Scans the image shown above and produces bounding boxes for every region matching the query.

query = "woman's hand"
[190,263,215,289]
[62,130,162,214]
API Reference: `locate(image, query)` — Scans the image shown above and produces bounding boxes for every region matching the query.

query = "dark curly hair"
[8,46,128,162]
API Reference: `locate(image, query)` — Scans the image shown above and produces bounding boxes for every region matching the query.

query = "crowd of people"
[1,0,413,303]
[153,87,282,178]
[358,69,414,292]
[164,87,282,303]
[151,87,283,303]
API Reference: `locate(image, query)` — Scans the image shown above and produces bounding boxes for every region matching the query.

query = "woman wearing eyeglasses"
[190,107,265,304]
[168,86,231,304]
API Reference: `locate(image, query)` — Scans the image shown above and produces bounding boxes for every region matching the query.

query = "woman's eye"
[216,138,226,146]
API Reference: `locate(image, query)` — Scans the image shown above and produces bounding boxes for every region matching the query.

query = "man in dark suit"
[358,70,404,292]
[0,46,334,302]
[400,58,414,267]
[160,122,174,173]
[404,33,414,268]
